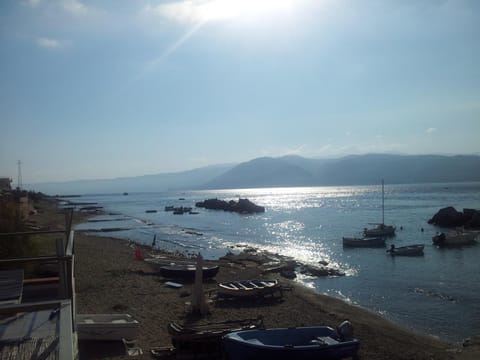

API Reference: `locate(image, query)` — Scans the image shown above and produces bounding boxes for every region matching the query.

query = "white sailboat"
[363,180,396,237]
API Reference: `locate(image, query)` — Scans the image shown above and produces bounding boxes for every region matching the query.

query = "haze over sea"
[72,182,480,342]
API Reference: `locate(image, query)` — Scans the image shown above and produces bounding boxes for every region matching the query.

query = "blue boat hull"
[223,326,359,360]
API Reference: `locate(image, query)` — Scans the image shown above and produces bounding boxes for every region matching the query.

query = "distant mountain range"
[29,154,480,195]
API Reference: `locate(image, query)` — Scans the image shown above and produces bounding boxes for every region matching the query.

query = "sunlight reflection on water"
[74,182,480,342]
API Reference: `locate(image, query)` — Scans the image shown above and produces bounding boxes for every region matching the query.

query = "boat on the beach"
[159,264,219,279]
[363,180,396,237]
[222,323,360,360]
[76,313,140,341]
[145,258,219,279]
[168,318,264,357]
[160,264,219,279]
[432,230,479,246]
[342,236,386,248]
[217,279,279,298]
[387,244,424,256]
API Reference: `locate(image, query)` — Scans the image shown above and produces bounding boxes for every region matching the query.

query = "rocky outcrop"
[195,198,265,214]
[220,248,344,280]
[428,207,480,228]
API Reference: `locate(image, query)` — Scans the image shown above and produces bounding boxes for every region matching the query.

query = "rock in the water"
[428,207,480,228]
[196,198,265,214]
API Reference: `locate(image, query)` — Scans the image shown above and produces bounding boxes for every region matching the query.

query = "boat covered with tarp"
[223,321,360,360]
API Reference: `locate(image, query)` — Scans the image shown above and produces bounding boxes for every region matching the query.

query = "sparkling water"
[72,182,480,342]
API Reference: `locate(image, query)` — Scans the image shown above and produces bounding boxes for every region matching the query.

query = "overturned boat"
[144,258,219,279]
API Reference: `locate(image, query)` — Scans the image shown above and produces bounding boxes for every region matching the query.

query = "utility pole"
[17,160,22,190]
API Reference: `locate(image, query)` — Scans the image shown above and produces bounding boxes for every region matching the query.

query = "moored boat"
[342,236,385,248]
[387,244,424,256]
[363,180,396,237]
[432,231,479,246]
[364,223,396,237]
[217,279,279,298]
[222,323,360,360]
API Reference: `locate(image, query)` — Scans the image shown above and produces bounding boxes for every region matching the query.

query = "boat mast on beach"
[363,179,396,237]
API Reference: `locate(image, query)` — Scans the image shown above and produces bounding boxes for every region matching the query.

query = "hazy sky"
[1,0,479,183]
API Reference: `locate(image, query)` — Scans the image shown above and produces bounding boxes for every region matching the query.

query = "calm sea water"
[72,182,480,342]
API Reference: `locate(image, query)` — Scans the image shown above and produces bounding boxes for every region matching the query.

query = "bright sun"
[195,0,294,22]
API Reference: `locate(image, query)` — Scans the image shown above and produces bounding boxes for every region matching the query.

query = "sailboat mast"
[382,179,385,225]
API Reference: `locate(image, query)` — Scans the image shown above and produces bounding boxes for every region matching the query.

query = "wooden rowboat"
[217,279,279,298]
[168,318,264,356]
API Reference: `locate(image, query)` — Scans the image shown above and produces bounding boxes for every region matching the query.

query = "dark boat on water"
[387,244,424,256]
[342,236,385,248]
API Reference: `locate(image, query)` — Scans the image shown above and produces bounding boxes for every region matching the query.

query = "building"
[0,178,12,191]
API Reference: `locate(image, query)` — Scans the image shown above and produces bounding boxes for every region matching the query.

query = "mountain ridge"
[28,154,480,194]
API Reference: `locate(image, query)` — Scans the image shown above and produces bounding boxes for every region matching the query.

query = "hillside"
[202,154,480,189]
[28,154,480,194]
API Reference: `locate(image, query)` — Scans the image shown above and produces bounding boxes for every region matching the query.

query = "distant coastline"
[28,153,480,195]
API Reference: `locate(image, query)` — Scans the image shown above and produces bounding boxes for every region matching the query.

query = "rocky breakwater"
[195,198,265,214]
[428,206,480,228]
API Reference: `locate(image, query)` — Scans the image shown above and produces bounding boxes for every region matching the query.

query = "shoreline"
[30,198,480,359]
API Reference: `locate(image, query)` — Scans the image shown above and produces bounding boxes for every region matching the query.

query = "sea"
[70,182,480,343]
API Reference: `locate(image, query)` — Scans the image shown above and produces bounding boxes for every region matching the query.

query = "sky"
[1,0,479,184]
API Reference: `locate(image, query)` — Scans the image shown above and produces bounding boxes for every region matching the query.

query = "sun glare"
[197,0,294,22]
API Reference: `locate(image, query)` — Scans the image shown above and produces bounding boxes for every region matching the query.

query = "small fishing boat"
[144,258,219,279]
[217,279,279,298]
[223,322,360,360]
[159,264,219,279]
[432,231,479,246]
[342,236,385,248]
[387,244,424,256]
[168,317,264,356]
